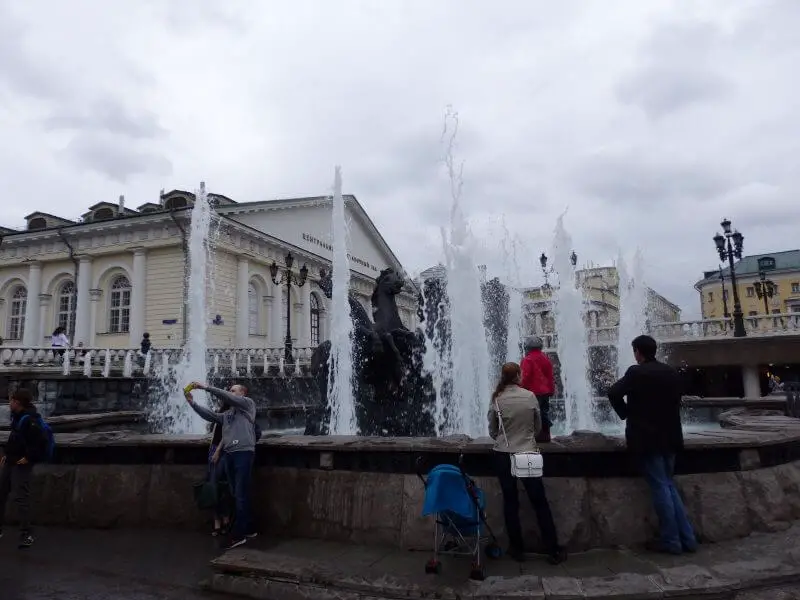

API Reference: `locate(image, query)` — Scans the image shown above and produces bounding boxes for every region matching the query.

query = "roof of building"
[697,249,800,286]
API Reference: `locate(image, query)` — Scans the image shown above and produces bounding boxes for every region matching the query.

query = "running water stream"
[551,213,595,431]
[327,167,356,435]
[616,248,649,378]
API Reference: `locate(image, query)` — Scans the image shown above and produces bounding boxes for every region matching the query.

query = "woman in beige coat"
[488,362,566,564]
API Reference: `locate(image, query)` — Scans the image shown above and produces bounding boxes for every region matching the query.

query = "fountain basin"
[3,414,800,552]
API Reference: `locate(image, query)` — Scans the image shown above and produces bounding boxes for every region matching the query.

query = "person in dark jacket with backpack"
[0,388,46,548]
[608,335,697,555]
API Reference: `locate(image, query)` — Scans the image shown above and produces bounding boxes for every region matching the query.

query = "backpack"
[17,414,56,462]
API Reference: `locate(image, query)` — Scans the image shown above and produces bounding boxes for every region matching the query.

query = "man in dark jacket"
[608,335,697,555]
[520,336,555,442]
[0,388,45,548]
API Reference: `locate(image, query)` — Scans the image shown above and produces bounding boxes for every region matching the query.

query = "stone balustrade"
[0,346,316,375]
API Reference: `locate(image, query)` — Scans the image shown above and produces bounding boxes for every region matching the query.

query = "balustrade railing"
[0,346,317,375]
[2,313,799,372]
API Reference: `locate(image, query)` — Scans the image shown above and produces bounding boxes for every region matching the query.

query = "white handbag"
[495,400,544,478]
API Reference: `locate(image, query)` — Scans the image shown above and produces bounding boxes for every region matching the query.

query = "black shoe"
[18,533,34,549]
[547,546,568,565]
[245,531,258,539]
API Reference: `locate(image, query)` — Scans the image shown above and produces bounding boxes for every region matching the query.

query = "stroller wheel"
[485,543,502,559]
[425,559,442,575]
[469,565,486,581]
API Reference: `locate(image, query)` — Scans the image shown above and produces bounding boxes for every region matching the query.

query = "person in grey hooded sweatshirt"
[185,382,257,549]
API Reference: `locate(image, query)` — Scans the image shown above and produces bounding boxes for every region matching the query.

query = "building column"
[74,257,93,346]
[130,248,147,344]
[235,257,250,347]
[262,296,273,345]
[22,262,42,346]
[297,283,311,347]
[269,292,282,347]
[742,365,761,399]
[88,289,103,347]
[39,294,52,344]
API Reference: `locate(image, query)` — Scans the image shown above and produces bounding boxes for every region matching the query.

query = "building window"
[28,217,47,230]
[164,196,188,210]
[746,287,755,297]
[248,283,259,335]
[310,294,321,347]
[792,282,800,294]
[792,305,800,313]
[707,291,713,302]
[772,309,782,314]
[7,286,27,341]
[109,275,131,333]
[94,207,115,220]
[57,281,76,337]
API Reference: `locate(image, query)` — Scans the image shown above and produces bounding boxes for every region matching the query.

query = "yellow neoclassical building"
[695,250,800,319]
[523,265,681,335]
[0,189,418,350]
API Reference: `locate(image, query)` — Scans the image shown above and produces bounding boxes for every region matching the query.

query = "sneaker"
[547,546,568,565]
[225,537,247,550]
[18,533,34,549]
[246,532,258,539]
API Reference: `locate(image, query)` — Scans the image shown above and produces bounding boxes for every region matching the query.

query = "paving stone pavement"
[2,526,800,599]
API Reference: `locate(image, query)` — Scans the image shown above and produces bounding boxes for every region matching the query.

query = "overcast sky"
[2,0,798,318]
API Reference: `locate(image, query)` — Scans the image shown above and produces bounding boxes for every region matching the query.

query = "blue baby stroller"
[416,456,501,581]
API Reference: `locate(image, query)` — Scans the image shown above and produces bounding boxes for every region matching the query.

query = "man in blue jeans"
[186,382,257,550]
[608,335,697,555]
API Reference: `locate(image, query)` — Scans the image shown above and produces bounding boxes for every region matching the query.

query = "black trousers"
[493,452,559,553]
[538,394,552,428]
[0,463,33,533]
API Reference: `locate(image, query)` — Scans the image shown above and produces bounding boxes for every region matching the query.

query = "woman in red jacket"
[520,336,554,442]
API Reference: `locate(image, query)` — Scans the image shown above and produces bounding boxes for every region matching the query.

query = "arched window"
[164,196,188,210]
[93,207,114,221]
[57,281,76,337]
[7,286,27,341]
[28,217,47,230]
[310,294,321,347]
[109,275,131,333]
[248,283,260,335]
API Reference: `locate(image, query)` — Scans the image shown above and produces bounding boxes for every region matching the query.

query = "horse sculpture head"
[372,268,404,299]
[371,268,406,331]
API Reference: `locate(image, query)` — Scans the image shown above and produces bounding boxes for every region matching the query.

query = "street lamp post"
[713,218,746,337]
[539,251,577,288]
[269,252,309,362]
[718,265,730,319]
[754,271,776,316]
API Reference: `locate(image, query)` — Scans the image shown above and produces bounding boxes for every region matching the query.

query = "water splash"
[617,248,649,378]
[501,220,524,364]
[156,182,215,434]
[421,268,451,436]
[327,166,356,435]
[551,213,594,431]
[438,107,491,437]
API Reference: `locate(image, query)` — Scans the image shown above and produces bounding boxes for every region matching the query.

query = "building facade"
[0,190,418,350]
[524,265,681,336]
[696,250,800,319]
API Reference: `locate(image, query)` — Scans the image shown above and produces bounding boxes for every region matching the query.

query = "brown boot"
[536,424,551,444]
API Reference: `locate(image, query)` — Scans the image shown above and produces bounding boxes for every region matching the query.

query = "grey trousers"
[0,462,33,532]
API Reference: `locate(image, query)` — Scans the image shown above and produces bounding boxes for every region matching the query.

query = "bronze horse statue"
[306,267,433,436]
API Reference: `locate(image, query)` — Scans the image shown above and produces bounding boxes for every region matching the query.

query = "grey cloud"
[62,134,172,182]
[616,21,735,118]
[44,99,168,140]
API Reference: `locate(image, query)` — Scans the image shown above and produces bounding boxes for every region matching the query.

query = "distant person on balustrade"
[488,362,567,565]
[608,335,697,555]
[50,327,70,356]
[139,332,152,367]
[184,382,257,550]
[520,336,554,443]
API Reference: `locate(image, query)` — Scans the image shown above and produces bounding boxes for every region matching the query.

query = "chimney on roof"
[159,188,165,206]
[118,195,125,215]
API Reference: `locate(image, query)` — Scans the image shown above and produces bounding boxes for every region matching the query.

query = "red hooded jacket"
[520,349,555,396]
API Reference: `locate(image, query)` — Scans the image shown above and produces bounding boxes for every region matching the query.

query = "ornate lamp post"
[754,271,776,316]
[713,218,746,337]
[539,251,577,288]
[718,265,730,319]
[269,252,309,362]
